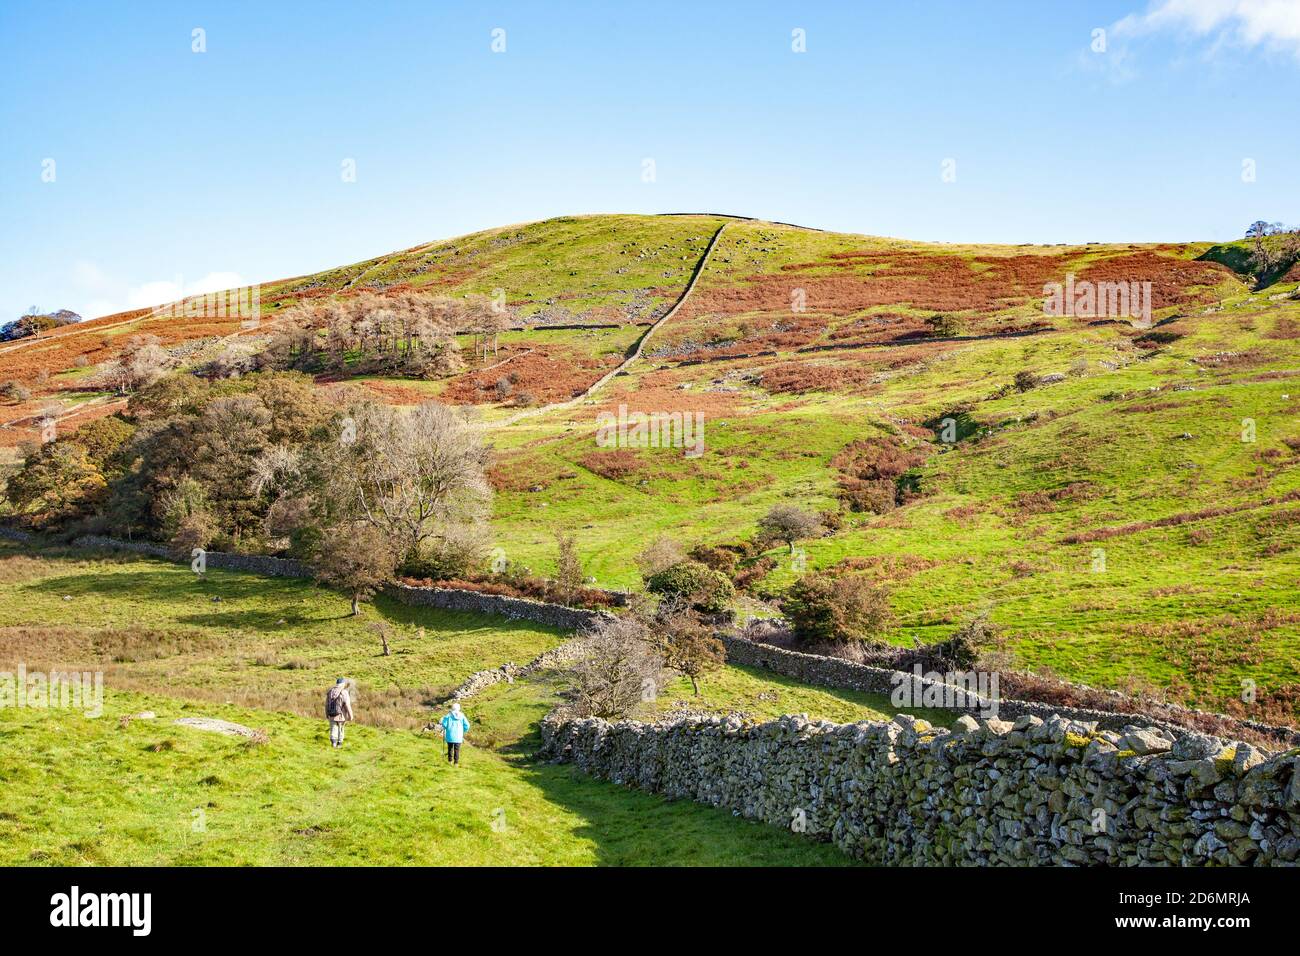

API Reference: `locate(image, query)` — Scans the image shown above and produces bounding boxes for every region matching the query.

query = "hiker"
[325,678,353,748]
[440,701,470,765]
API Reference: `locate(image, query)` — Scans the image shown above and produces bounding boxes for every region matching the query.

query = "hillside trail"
[491,221,731,429]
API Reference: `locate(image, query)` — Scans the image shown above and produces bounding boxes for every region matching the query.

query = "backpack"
[326,687,344,718]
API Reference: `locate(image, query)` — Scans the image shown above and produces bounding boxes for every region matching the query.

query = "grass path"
[0,688,856,866]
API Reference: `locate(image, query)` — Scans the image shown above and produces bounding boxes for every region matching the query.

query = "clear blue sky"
[2,0,1298,320]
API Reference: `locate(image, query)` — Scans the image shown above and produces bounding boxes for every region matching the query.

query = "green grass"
[0,688,852,866]
[651,663,957,727]
[477,245,1300,719]
[0,544,953,866]
[0,542,567,727]
[265,214,728,321]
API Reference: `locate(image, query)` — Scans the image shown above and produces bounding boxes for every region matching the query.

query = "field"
[0,540,915,865]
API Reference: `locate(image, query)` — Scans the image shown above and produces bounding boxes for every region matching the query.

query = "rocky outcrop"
[540,709,1300,866]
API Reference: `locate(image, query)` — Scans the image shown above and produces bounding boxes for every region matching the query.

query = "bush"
[929,610,999,670]
[399,524,488,581]
[1013,370,1040,392]
[781,572,893,645]
[832,438,926,513]
[646,560,735,614]
[688,545,738,576]
[635,535,686,580]
[925,313,963,337]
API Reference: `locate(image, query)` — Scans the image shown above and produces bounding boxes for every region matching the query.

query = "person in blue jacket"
[440,701,470,765]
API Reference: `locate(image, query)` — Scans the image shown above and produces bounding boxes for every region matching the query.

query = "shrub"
[635,536,686,580]
[554,531,585,605]
[646,560,735,614]
[832,437,926,513]
[781,572,893,645]
[400,523,488,580]
[929,610,999,670]
[925,313,962,337]
[688,545,738,576]
[1013,370,1040,392]
[0,381,31,404]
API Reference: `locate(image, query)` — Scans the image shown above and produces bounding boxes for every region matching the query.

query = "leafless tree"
[565,615,663,720]
[321,401,492,566]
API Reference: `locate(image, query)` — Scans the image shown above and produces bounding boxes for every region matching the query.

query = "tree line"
[3,370,492,613]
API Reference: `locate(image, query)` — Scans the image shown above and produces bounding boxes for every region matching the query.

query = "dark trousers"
[446,742,461,764]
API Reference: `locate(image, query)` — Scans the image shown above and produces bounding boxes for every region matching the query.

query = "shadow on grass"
[27,568,322,631]
[508,749,857,867]
[477,678,856,867]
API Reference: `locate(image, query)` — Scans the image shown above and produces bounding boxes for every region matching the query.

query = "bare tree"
[554,531,585,605]
[97,335,170,394]
[320,401,492,567]
[635,535,686,580]
[565,616,663,719]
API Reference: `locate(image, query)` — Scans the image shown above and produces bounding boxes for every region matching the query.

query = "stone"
[1122,729,1173,755]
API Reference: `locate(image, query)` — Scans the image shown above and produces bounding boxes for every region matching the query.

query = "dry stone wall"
[384,583,614,632]
[541,709,1300,866]
[448,638,595,701]
[71,535,312,578]
[720,635,1300,746]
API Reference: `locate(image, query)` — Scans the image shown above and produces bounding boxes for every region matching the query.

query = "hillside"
[3,213,1300,723]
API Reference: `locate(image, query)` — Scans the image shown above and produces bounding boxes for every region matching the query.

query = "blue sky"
[1,0,1298,320]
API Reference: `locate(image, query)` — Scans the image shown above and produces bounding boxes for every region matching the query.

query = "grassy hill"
[3,211,1299,758]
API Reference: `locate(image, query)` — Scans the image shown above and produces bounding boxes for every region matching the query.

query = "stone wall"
[448,638,594,701]
[71,535,312,578]
[384,583,615,632]
[540,709,1300,866]
[720,634,1300,746]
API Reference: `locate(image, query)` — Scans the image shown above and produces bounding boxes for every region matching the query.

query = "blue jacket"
[441,712,470,744]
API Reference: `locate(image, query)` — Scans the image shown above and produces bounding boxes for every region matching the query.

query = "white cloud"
[65,263,250,320]
[127,271,247,308]
[1116,0,1300,58]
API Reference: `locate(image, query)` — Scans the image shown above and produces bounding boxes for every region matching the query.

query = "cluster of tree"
[216,292,511,381]
[0,308,81,342]
[1244,221,1300,282]
[3,370,492,614]
[94,334,172,394]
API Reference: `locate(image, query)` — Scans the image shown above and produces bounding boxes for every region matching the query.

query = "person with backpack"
[326,678,354,748]
[439,701,470,765]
